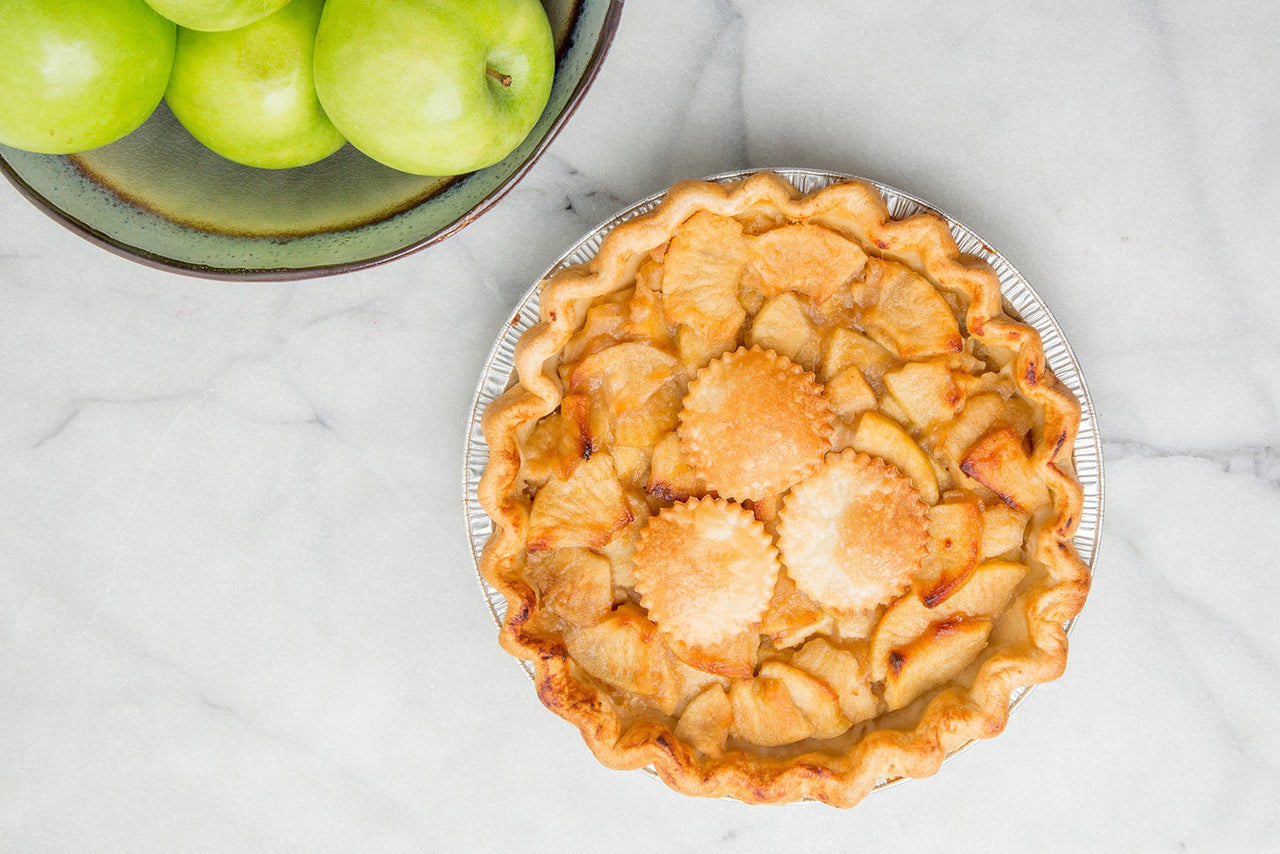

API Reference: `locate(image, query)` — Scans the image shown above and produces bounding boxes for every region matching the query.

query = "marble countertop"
[3,1,1277,851]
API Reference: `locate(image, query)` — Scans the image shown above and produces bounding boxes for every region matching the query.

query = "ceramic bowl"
[0,0,624,280]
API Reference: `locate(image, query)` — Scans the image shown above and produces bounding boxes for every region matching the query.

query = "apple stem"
[486,67,513,87]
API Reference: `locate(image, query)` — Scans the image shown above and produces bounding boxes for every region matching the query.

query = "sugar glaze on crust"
[477,171,1090,807]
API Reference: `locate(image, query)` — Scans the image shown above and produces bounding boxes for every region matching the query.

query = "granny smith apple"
[0,0,175,154]
[313,0,555,176]
[164,0,346,169]
[142,0,290,32]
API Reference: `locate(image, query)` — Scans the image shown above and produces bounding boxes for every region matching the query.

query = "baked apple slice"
[569,342,682,439]
[960,426,1051,513]
[870,559,1027,681]
[525,547,615,628]
[527,452,633,551]
[625,266,675,349]
[746,292,822,370]
[746,221,869,305]
[758,660,850,740]
[674,684,733,757]
[760,571,834,649]
[913,494,983,608]
[558,298,628,366]
[824,366,878,419]
[937,391,1035,467]
[851,258,962,359]
[883,618,993,711]
[613,378,684,451]
[519,404,590,488]
[791,637,880,725]
[563,604,677,711]
[661,210,748,343]
[564,604,723,717]
[883,357,963,430]
[819,326,898,389]
[646,432,705,503]
[980,500,1030,559]
[729,673,815,747]
[668,631,759,681]
[850,411,940,504]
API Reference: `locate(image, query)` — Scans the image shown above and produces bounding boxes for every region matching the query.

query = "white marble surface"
[2,1,1278,851]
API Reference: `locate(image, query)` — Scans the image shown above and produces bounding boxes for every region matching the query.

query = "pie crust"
[678,346,833,501]
[777,450,930,614]
[478,171,1090,806]
[632,496,780,679]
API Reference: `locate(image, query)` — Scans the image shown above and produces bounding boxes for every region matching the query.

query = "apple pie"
[477,171,1090,806]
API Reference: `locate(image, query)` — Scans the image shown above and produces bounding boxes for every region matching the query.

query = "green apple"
[142,0,290,32]
[313,0,555,176]
[0,0,175,154]
[164,0,346,169]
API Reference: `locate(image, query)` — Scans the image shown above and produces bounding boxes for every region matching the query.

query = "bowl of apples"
[0,0,624,279]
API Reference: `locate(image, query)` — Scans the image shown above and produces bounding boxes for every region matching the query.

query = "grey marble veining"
[3,1,1279,850]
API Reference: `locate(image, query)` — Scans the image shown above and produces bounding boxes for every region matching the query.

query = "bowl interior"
[0,0,621,279]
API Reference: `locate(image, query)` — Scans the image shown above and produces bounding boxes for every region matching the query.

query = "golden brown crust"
[632,497,780,656]
[777,450,929,613]
[477,170,1090,806]
[679,347,834,501]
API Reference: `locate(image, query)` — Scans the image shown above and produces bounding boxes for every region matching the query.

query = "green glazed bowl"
[0,0,623,280]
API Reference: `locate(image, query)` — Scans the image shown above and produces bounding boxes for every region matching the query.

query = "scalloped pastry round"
[633,496,780,650]
[678,346,833,501]
[477,171,1090,807]
[777,450,929,613]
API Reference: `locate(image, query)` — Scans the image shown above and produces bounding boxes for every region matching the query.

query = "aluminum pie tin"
[463,167,1104,796]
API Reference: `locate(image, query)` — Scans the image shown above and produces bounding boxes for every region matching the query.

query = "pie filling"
[479,172,1089,806]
